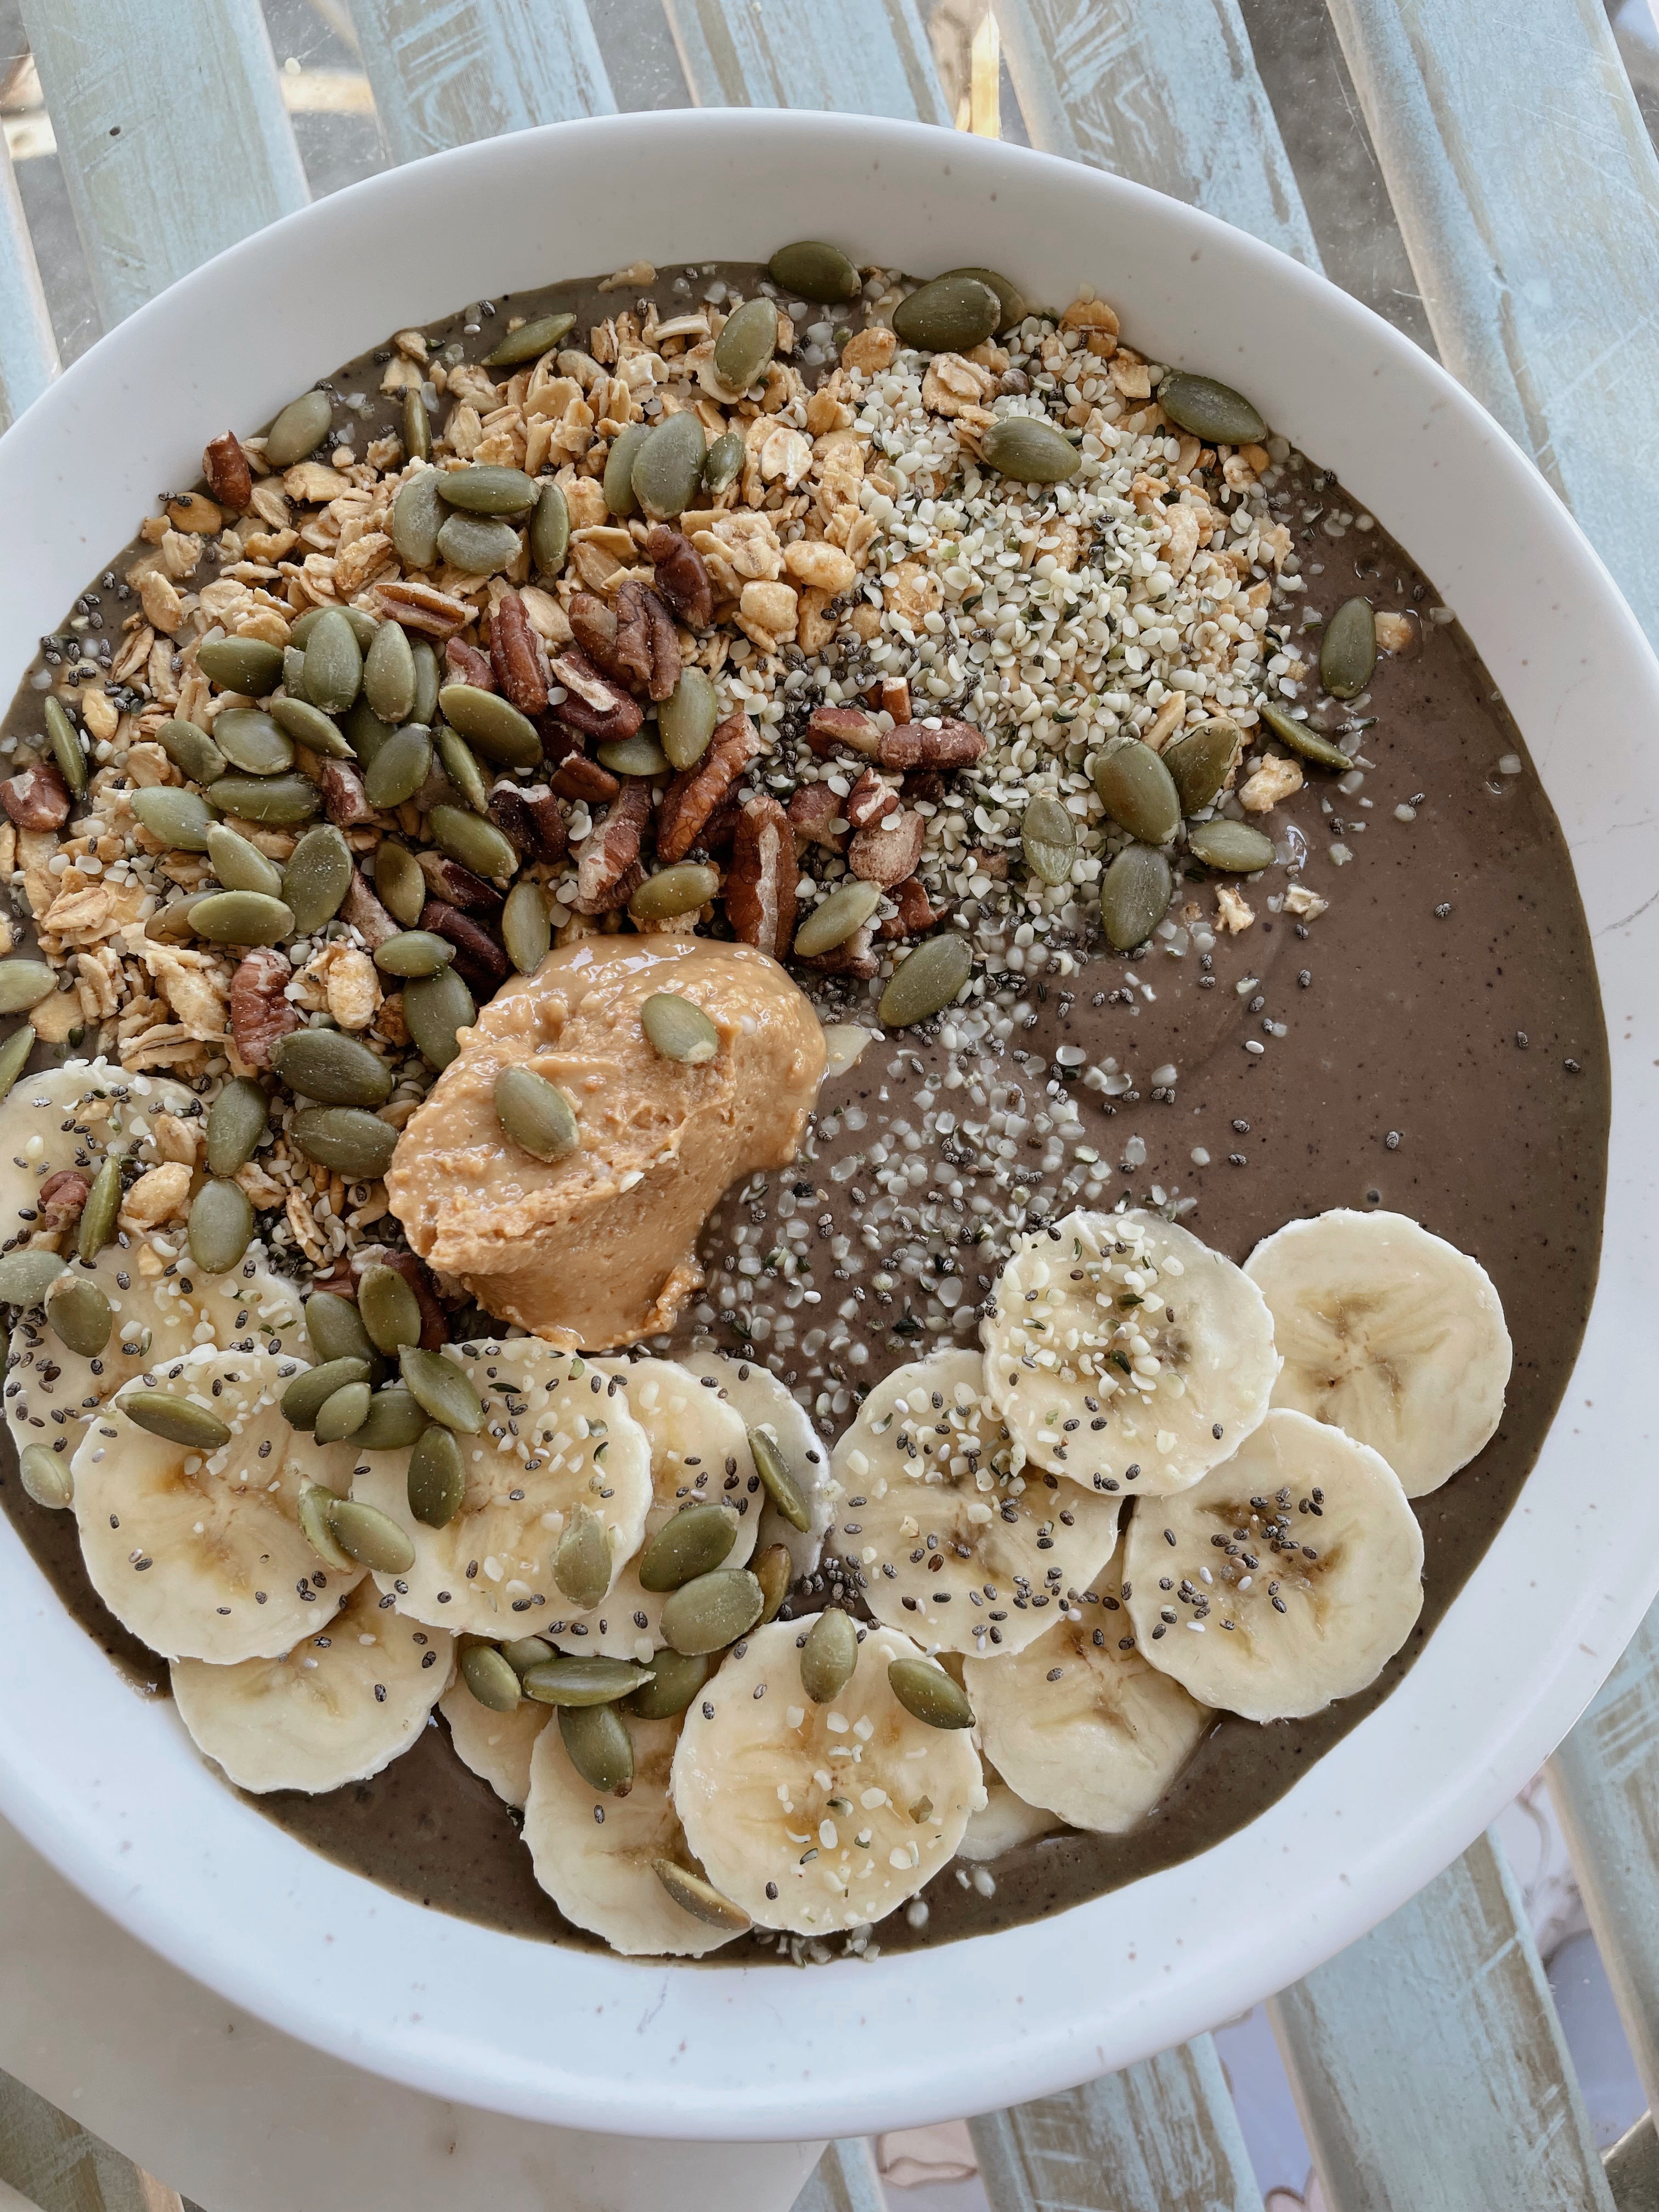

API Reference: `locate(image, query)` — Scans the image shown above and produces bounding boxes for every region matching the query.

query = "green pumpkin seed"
[306,1290,376,1368]
[212,708,294,777]
[768,241,861,303]
[981,417,1081,483]
[799,1606,857,1703]
[157,717,227,783]
[1156,370,1267,447]
[427,802,517,881]
[603,423,651,518]
[494,1065,580,1163]
[754,1543,792,1622]
[19,1443,72,1510]
[133,787,216,853]
[1099,844,1172,950]
[501,880,551,975]
[642,992,719,1066]
[748,1426,811,1533]
[270,697,355,759]
[437,685,541,768]
[77,1150,120,1263]
[892,275,1000,353]
[355,1386,428,1451]
[293,605,377,652]
[282,1358,373,1431]
[408,1423,466,1527]
[0,961,57,1015]
[1320,596,1377,701]
[529,481,570,577]
[189,890,294,946]
[299,1481,354,1567]
[878,933,973,1027]
[1092,737,1181,845]
[391,469,445,568]
[636,1503,739,1594]
[936,266,1028,332]
[627,1647,711,1719]
[399,1345,483,1433]
[461,1643,521,1712]
[187,1177,253,1274]
[343,698,396,769]
[117,1386,230,1449]
[629,862,718,924]
[283,645,311,700]
[1164,718,1243,812]
[281,824,353,935]
[272,1029,393,1107]
[375,841,427,927]
[1186,819,1277,873]
[0,1024,34,1110]
[358,1262,421,1354]
[652,1859,751,1933]
[326,1494,415,1575]
[485,311,575,367]
[403,388,432,464]
[1256,699,1352,771]
[596,732,669,777]
[206,1077,269,1176]
[42,697,87,794]
[303,608,363,716]
[363,723,433,809]
[362,619,416,725]
[208,774,319,825]
[1020,794,1077,885]
[659,668,717,770]
[437,464,537,515]
[661,1567,765,1656]
[702,430,745,497]
[522,1655,655,1708]
[436,511,521,575]
[793,879,881,959]
[501,1635,554,1673]
[375,930,452,979]
[404,967,476,1068]
[554,1506,613,1609]
[410,638,440,726]
[266,388,333,467]
[888,1656,974,1729]
[206,823,283,897]
[712,297,779,395]
[291,1107,398,1178]
[196,636,286,696]
[437,729,490,815]
[148,900,204,950]
[314,1380,371,1443]
[558,1702,633,1794]
[634,411,709,521]
[45,1274,112,1358]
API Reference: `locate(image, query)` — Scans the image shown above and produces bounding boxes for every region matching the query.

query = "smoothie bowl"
[0,112,1651,2139]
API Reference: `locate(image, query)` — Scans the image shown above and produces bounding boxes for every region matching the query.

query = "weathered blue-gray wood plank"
[1270,1833,1615,2212]
[0,136,58,430]
[1322,0,1659,644]
[0,2066,182,2212]
[969,2037,1263,2212]
[661,0,951,122]
[996,0,1322,268]
[789,2138,884,2212]
[345,0,616,166]
[16,0,308,330]
[1606,2113,1659,2212]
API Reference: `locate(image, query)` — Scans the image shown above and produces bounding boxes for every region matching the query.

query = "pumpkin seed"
[746,1433,806,1537]
[437,510,521,575]
[629,862,716,923]
[1164,718,1243,812]
[1156,370,1267,447]
[391,469,445,568]
[363,723,433,808]
[554,1506,613,1609]
[754,1542,792,1622]
[981,417,1080,483]
[343,698,396,768]
[375,930,452,979]
[206,823,283,897]
[404,967,476,1068]
[1092,737,1181,845]
[306,1290,377,1369]
[768,240,861,302]
[712,297,779,395]
[1099,844,1173,950]
[326,1495,415,1575]
[936,265,1028,332]
[204,1076,269,1176]
[116,1387,230,1449]
[314,1380,371,1444]
[270,697,354,759]
[282,824,354,934]
[77,1150,120,1262]
[157,716,227,783]
[282,1358,373,1431]
[501,1635,554,1674]
[661,1567,765,1656]
[303,608,363,716]
[188,1177,253,1274]
[0,1024,33,1110]
[627,1647,711,1720]
[596,732,669,777]
[361,619,416,725]
[437,729,490,815]
[501,879,551,974]
[375,841,427,927]
[877,933,972,1026]
[794,878,881,957]
[211,708,294,777]
[283,646,311,701]
[298,1482,354,1567]
[403,388,431,463]
[461,1641,521,1711]
[1021,794,1077,885]
[410,638,440,726]
[291,603,377,652]
[427,803,517,883]
[208,774,319,825]
[358,1262,421,1354]
[558,1702,633,1794]
[642,991,719,1065]
[659,667,717,769]
[1256,699,1352,771]
[603,422,652,518]
[272,1030,393,1109]
[0,961,57,1015]
[145,897,202,944]
[437,464,537,515]
[1186,819,1277,873]
[18,1443,71,1510]
[633,411,709,521]
[133,787,216,852]
[486,311,576,368]
[637,1502,739,1593]
[494,1065,580,1162]
[266,388,333,467]
[702,430,745,497]
[529,480,570,576]
[408,1424,466,1527]
[196,635,285,696]
[437,685,541,769]
[42,698,87,794]
[190,890,294,946]
[45,1274,111,1358]
[522,1655,655,1708]
[652,1859,751,1933]
[1320,596,1377,701]
[888,1656,974,1729]
[291,1107,398,1178]
[892,274,1000,353]
[399,1345,484,1433]
[355,1386,428,1451]
[799,1606,857,1703]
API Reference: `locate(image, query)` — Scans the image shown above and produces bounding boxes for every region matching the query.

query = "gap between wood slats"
[790,2137,885,2212]
[661,0,952,122]
[345,0,615,166]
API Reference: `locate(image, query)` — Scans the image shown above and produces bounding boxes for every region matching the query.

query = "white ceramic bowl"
[1,110,1655,2142]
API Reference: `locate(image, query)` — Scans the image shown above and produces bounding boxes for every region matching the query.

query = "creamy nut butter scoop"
[386,936,825,1347]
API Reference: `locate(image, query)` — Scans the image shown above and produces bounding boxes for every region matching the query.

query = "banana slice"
[549,1357,758,1662]
[671,1617,983,1935]
[523,1711,742,1958]
[71,1344,364,1662]
[1244,1208,1511,1497]
[983,1209,1279,1498]
[171,1576,455,1793]
[1122,1407,1424,1722]
[441,1682,548,1809]
[830,1348,1120,1657]
[349,1338,652,1639]
[955,1767,1061,1863]
[0,1058,194,1235]
[682,1351,837,1578]
[964,1558,1210,1832]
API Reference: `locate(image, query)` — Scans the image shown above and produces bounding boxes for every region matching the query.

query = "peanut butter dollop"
[385,935,825,1349]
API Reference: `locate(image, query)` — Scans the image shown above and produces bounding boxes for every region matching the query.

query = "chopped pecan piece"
[569,584,679,703]
[320,760,375,827]
[489,779,566,864]
[806,705,882,760]
[229,947,299,1070]
[879,875,938,939]
[846,768,899,830]
[416,851,504,914]
[787,782,848,854]
[575,779,652,915]
[878,675,912,724]
[551,649,645,741]
[644,524,714,629]
[694,795,742,859]
[421,899,509,991]
[342,868,399,949]
[369,579,473,637]
[902,768,947,806]
[878,716,986,772]
[972,847,1009,880]
[725,795,798,960]
[445,637,495,691]
[803,921,878,980]
[489,590,550,714]
[534,716,585,770]
[350,1245,448,1350]
[656,710,761,862]
[849,807,925,887]
[1,761,69,832]
[551,753,620,804]
[37,1169,89,1231]
[202,431,252,514]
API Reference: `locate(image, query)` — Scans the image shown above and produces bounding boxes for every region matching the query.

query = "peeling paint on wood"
[662,0,951,123]
[346,0,616,165]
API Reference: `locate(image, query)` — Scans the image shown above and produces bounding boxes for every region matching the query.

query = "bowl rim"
[1,106,1655,2141]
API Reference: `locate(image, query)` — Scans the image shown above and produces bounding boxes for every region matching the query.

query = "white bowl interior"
[1,111,1656,2140]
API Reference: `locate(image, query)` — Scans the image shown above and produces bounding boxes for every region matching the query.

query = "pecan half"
[725,795,797,960]
[802,921,878,980]
[575,779,652,915]
[878,716,986,772]
[421,899,509,991]
[445,637,495,691]
[787,782,848,854]
[342,868,399,949]
[489,589,550,714]
[369,579,472,637]
[645,524,713,629]
[694,795,742,859]
[551,648,645,741]
[806,705,882,760]
[229,947,299,1069]
[849,807,925,887]
[489,779,567,864]
[656,710,761,862]
[320,760,375,827]
[551,753,620,804]
[202,431,252,513]
[37,1169,89,1231]
[534,716,585,770]
[879,874,938,938]
[351,1245,447,1350]
[569,583,679,703]
[846,768,898,830]
[1,760,70,832]
[417,852,504,914]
